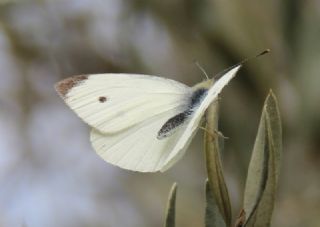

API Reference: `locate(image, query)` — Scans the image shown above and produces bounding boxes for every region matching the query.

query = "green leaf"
[164,183,178,227]
[243,90,282,227]
[205,179,227,227]
[204,101,231,227]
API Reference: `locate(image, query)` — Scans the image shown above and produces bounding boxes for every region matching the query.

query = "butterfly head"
[192,78,214,90]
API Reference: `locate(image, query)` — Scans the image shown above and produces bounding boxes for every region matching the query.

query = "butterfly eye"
[98,96,107,103]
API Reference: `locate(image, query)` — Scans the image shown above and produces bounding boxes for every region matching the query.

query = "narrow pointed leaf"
[205,179,226,227]
[164,183,178,227]
[204,101,231,227]
[243,91,282,227]
[244,122,270,226]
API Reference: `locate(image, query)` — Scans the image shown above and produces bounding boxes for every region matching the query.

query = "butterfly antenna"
[194,61,210,80]
[214,49,271,79]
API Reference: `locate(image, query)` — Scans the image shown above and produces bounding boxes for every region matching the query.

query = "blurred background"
[0,0,319,226]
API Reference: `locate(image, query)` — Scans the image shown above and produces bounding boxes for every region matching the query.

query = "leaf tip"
[164,183,178,227]
[267,89,277,99]
[264,89,279,111]
[171,182,178,194]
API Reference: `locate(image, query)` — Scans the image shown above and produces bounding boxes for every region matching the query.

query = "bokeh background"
[0,0,319,226]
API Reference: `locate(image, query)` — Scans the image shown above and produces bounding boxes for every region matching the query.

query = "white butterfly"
[55,66,241,172]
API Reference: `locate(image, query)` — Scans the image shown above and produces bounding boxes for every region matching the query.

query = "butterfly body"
[55,66,240,172]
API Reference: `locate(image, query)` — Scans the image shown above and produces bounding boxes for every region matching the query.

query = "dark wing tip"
[55,75,88,98]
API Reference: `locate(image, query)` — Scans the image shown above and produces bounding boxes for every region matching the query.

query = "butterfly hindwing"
[90,109,187,172]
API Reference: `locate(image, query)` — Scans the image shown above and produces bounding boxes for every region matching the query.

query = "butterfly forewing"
[55,74,192,134]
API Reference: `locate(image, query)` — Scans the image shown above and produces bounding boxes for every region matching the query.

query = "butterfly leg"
[199,126,228,141]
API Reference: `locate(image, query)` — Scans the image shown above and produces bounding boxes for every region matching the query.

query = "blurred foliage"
[0,0,320,226]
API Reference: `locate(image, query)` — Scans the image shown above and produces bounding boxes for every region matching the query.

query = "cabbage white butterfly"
[55,66,240,172]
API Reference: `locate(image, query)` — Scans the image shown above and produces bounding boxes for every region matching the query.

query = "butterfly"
[55,66,241,172]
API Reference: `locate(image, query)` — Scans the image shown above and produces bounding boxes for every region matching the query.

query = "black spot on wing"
[99,96,107,103]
